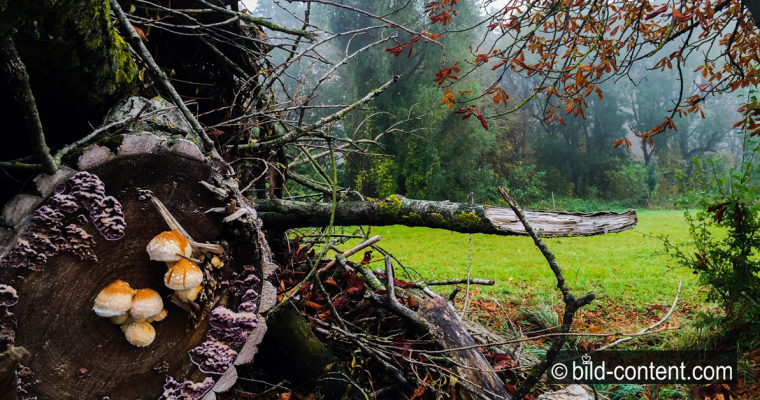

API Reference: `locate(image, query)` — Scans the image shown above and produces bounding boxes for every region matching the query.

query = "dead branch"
[109,0,218,156]
[0,34,56,174]
[498,186,595,400]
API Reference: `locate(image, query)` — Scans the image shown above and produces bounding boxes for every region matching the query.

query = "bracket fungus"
[0,170,125,272]
[188,340,237,375]
[93,280,136,317]
[147,231,193,266]
[206,307,258,346]
[158,375,214,400]
[90,196,127,241]
[0,285,18,351]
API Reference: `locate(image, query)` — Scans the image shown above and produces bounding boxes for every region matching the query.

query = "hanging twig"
[0,34,57,174]
[109,0,219,157]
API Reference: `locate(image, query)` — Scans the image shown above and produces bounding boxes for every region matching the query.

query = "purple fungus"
[0,241,36,269]
[0,307,17,351]
[90,196,126,240]
[28,206,64,234]
[231,273,260,295]
[0,285,19,307]
[0,285,18,351]
[208,307,257,331]
[51,193,79,213]
[27,233,58,257]
[238,301,257,314]
[28,252,48,271]
[61,225,98,262]
[188,341,237,375]
[158,375,214,400]
[69,172,106,210]
[206,327,249,347]
[241,289,258,303]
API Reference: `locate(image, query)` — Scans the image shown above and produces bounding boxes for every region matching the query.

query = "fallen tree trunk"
[255,196,638,237]
[418,297,512,400]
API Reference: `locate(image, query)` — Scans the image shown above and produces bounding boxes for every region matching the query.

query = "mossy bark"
[0,0,137,116]
[254,195,639,237]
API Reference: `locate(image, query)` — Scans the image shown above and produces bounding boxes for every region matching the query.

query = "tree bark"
[418,297,512,400]
[0,134,269,400]
[255,195,638,237]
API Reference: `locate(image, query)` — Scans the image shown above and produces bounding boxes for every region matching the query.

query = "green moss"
[427,213,449,227]
[402,212,424,225]
[455,212,481,230]
[378,194,402,218]
[95,134,124,153]
[2,0,137,114]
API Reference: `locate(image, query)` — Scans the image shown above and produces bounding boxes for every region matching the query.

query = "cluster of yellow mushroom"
[146,231,205,302]
[93,280,167,347]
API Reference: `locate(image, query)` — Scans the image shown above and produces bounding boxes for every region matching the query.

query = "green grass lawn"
[340,210,699,306]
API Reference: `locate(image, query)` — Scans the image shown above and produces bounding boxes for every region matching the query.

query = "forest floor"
[342,209,697,304]
[337,209,704,341]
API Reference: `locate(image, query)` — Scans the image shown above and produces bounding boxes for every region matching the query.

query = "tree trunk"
[0,134,270,400]
[418,297,513,400]
[255,196,638,237]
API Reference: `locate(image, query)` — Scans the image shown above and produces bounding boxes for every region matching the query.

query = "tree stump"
[0,133,270,399]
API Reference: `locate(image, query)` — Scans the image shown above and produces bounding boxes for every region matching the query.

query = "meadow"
[340,210,701,308]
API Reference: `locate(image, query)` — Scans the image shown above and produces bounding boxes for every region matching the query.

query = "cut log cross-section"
[0,134,269,400]
[255,195,638,236]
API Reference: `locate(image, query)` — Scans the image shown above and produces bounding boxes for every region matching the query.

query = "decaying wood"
[254,196,638,237]
[258,305,365,399]
[0,134,272,400]
[418,297,512,400]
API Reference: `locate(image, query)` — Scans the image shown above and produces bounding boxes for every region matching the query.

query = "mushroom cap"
[146,308,168,323]
[93,280,135,317]
[175,285,202,302]
[164,259,204,290]
[123,321,156,347]
[130,289,164,319]
[146,231,192,263]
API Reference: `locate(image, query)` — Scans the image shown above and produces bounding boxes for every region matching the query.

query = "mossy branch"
[195,0,315,39]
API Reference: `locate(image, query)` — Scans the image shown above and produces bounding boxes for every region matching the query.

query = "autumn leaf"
[644,4,668,20]
[433,62,461,86]
[454,106,488,130]
[475,53,490,65]
[612,138,632,149]
[441,88,456,110]
[385,43,409,57]
[488,87,509,106]
[132,25,149,43]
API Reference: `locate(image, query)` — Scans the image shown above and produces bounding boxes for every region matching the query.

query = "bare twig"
[498,186,595,400]
[318,235,382,273]
[110,0,218,156]
[0,34,57,174]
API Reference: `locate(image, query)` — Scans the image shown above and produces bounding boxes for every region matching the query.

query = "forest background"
[249,0,746,212]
